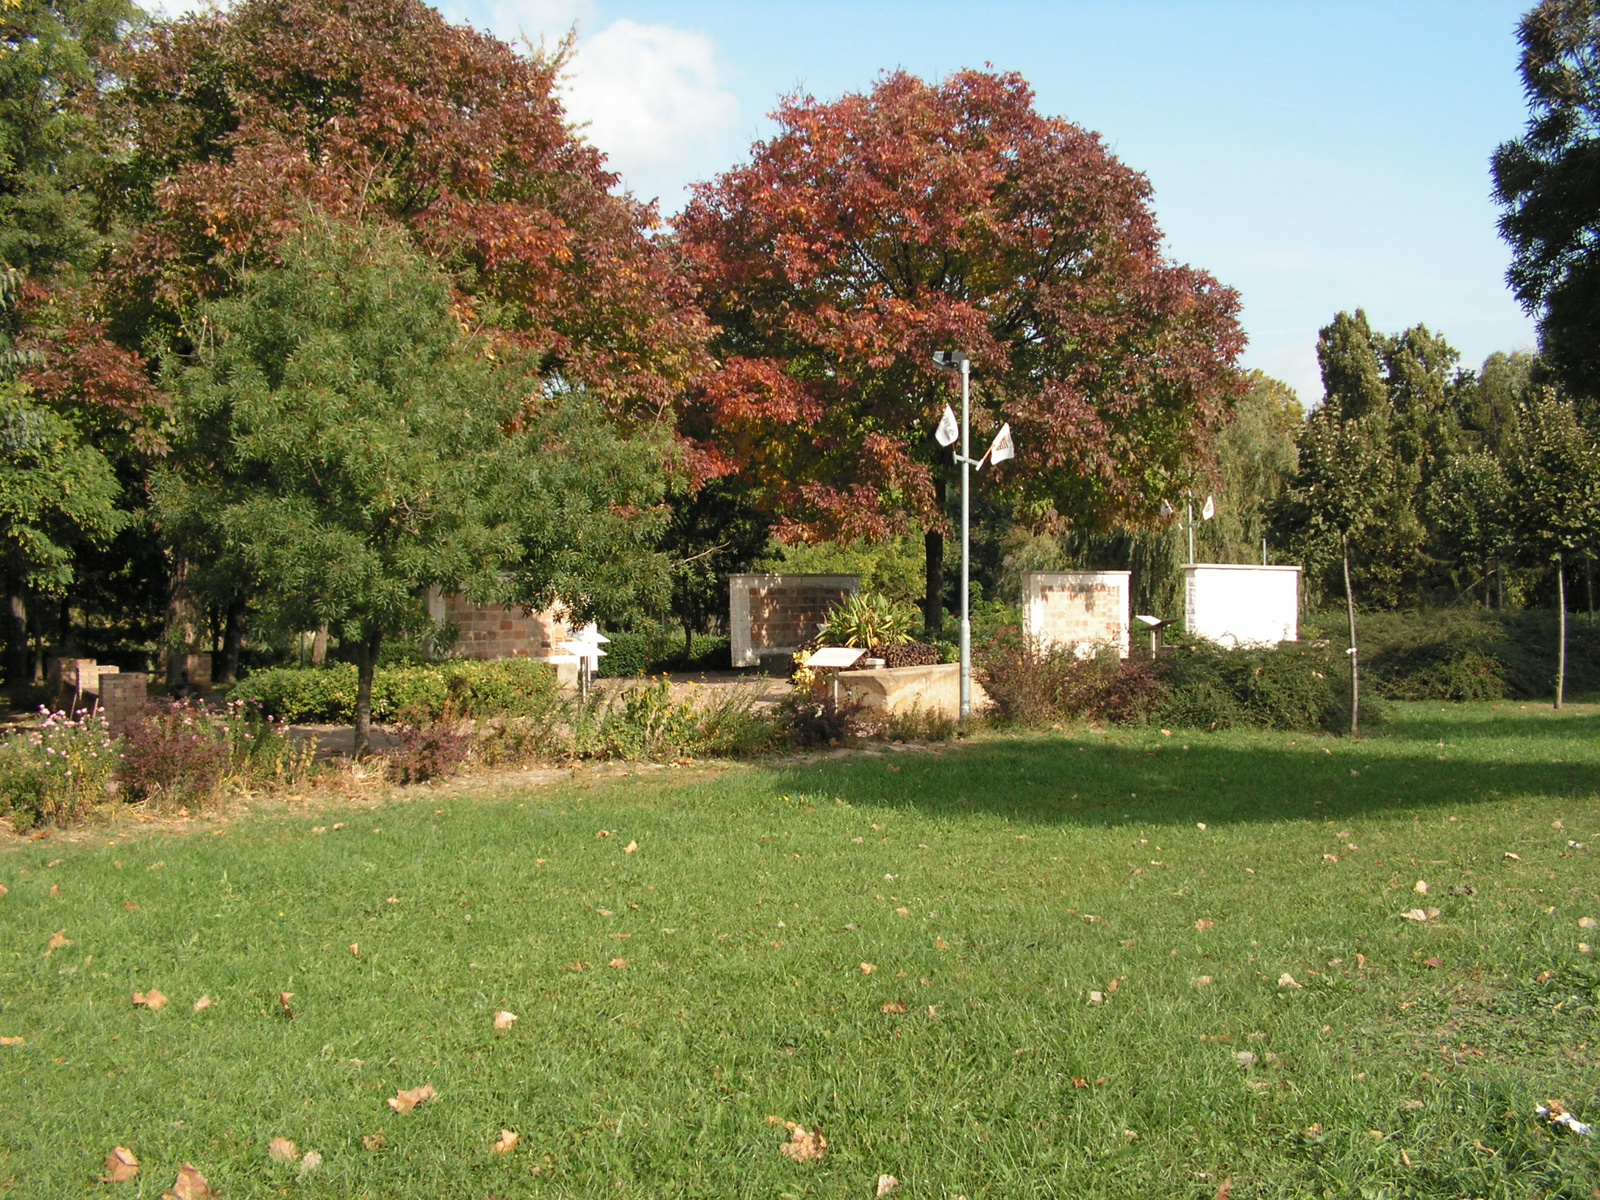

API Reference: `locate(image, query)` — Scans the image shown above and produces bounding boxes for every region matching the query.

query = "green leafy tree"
[1272,411,1390,735]
[0,383,124,682]
[1505,390,1600,706]
[1205,371,1304,563]
[659,480,769,655]
[1424,452,1514,608]
[1492,0,1600,416]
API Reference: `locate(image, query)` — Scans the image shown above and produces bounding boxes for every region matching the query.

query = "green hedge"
[1158,638,1383,733]
[1306,609,1600,702]
[597,630,731,677]
[230,659,560,724]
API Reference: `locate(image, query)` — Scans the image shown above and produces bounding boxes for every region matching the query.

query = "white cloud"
[562,19,737,174]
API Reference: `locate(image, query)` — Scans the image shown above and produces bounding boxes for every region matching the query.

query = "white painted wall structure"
[1182,564,1301,648]
[1023,571,1131,658]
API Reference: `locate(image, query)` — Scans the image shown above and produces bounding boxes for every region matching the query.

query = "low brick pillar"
[99,673,148,734]
[1022,571,1131,659]
[183,653,213,687]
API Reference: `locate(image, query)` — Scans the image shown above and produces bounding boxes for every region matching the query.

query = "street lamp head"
[932,350,969,372]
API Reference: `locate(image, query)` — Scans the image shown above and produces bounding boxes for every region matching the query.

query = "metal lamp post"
[933,351,1014,723]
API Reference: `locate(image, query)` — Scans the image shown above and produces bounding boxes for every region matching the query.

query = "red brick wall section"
[99,674,148,734]
[442,595,570,661]
[749,585,853,652]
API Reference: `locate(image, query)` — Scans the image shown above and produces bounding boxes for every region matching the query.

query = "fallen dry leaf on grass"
[0,1036,23,1046]
[1088,991,1106,1005]
[362,1129,386,1150]
[859,962,876,975]
[608,957,628,969]
[491,1129,519,1155]
[1216,1178,1233,1200]
[132,989,168,1011]
[1398,907,1440,922]
[1504,852,1521,861]
[1424,956,1444,969]
[1194,918,1215,931]
[192,996,212,1012]
[298,1150,321,1177]
[935,937,949,951]
[160,1163,217,1200]
[46,930,72,953]
[1278,973,1303,989]
[595,829,612,839]
[778,1123,826,1163]
[49,884,61,897]
[388,1083,437,1114]
[1400,1148,1414,1168]
[0,883,7,896]
[102,1146,139,1183]
[624,841,638,854]
[876,1174,899,1196]
[493,1010,518,1031]
[350,943,359,957]
[268,1137,299,1163]
[1580,917,1598,930]
[1191,975,1214,988]
[278,992,294,1019]
[1356,953,1368,970]
[881,1000,907,1015]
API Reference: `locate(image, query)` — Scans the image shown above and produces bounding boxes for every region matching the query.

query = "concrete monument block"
[729,574,859,668]
[1182,564,1301,648]
[1023,571,1131,658]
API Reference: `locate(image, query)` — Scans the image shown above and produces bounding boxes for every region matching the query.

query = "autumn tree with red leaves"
[676,70,1246,630]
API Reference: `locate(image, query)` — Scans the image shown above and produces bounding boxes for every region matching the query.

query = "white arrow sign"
[935,404,959,448]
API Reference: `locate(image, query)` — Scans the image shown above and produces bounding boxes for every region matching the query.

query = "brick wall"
[729,574,859,667]
[431,591,572,662]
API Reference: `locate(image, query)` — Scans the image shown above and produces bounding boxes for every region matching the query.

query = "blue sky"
[425,1,1540,402]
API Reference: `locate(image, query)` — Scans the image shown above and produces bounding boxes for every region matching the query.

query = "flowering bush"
[116,698,312,807]
[0,707,117,829]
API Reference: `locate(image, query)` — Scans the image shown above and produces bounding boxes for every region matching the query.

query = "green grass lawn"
[3,702,1599,1199]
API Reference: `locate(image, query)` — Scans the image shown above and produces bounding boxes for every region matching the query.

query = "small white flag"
[935,405,959,448]
[1159,499,1175,518]
[1201,494,1215,520]
[985,422,1014,466]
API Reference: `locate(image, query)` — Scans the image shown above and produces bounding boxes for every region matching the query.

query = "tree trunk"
[218,598,245,685]
[163,558,200,686]
[1343,533,1360,738]
[352,632,382,758]
[1494,557,1504,612]
[1555,555,1566,710]
[924,528,944,638]
[4,579,26,688]
[683,617,694,662]
[311,623,329,667]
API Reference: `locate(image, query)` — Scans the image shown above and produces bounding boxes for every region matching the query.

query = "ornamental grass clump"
[0,707,117,829]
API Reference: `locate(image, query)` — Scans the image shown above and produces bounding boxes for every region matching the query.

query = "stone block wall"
[1023,571,1131,659]
[729,574,859,668]
[99,673,148,733]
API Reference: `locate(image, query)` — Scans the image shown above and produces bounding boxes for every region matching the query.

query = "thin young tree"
[1506,389,1600,708]
[1272,411,1389,735]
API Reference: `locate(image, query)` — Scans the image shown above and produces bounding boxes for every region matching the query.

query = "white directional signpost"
[560,622,609,700]
[806,645,867,707]
[932,350,1016,722]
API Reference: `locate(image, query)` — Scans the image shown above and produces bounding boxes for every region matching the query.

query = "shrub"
[771,692,866,748]
[231,659,560,723]
[385,723,471,784]
[1157,638,1384,733]
[570,675,772,760]
[116,700,232,805]
[976,628,1165,726]
[0,708,117,829]
[821,593,918,648]
[596,630,734,677]
[871,641,940,667]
